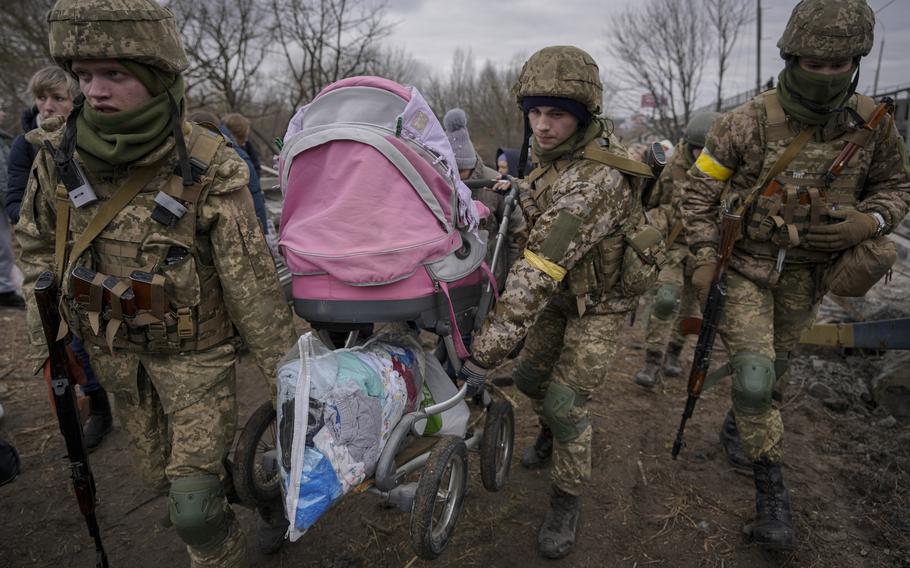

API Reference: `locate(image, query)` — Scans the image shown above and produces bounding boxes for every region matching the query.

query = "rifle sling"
[55,164,161,284]
[667,220,685,248]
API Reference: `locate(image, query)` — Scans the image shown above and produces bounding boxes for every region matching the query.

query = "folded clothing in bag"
[278,332,433,540]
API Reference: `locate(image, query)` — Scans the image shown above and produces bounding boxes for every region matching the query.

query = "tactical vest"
[519,138,664,314]
[739,89,878,264]
[56,124,236,353]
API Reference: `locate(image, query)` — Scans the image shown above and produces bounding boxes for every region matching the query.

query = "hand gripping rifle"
[670,211,740,459]
[34,271,109,568]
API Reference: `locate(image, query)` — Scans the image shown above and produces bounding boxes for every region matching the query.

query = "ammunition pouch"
[821,236,897,297]
[620,222,666,297]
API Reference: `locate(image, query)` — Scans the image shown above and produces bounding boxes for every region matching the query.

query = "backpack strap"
[579,142,654,178]
[757,90,795,142]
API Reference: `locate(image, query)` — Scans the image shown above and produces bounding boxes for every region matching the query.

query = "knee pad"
[514,361,549,400]
[541,382,590,443]
[651,284,680,320]
[168,474,230,549]
[731,352,775,416]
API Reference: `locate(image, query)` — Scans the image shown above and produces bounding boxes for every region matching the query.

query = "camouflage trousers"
[516,298,626,496]
[87,341,247,568]
[644,245,698,351]
[718,266,821,463]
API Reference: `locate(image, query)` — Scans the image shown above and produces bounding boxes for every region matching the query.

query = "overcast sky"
[384,0,910,115]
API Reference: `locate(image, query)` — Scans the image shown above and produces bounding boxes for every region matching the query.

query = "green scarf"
[777,65,855,126]
[76,66,184,177]
[532,119,604,165]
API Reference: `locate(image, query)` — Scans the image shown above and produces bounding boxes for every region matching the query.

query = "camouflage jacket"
[16,119,296,382]
[466,155,528,287]
[471,145,637,369]
[647,141,693,253]
[681,91,910,280]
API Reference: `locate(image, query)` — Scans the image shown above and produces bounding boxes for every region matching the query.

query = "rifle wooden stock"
[826,97,894,184]
[34,272,109,568]
[671,212,741,459]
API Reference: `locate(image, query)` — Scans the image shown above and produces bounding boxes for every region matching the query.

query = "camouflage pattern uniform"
[680,0,910,551]
[471,47,644,497]
[17,1,297,566]
[639,144,699,360]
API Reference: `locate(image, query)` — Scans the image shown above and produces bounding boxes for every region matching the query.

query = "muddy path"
[1,305,907,568]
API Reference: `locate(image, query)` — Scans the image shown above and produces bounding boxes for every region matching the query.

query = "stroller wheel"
[233,400,281,506]
[410,436,468,560]
[480,400,514,492]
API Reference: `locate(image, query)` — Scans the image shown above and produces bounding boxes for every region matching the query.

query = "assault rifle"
[34,271,109,568]
[671,212,740,459]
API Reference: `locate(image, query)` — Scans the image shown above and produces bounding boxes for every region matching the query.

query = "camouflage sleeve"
[506,200,528,268]
[15,148,60,364]
[471,166,632,368]
[201,148,297,386]
[646,166,674,236]
[680,103,763,255]
[856,115,910,230]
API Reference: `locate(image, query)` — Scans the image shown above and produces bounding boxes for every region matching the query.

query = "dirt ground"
[1,304,908,568]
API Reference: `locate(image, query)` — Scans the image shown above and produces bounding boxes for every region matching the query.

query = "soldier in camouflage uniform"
[16,1,297,565]
[458,46,659,559]
[635,112,720,389]
[681,0,910,551]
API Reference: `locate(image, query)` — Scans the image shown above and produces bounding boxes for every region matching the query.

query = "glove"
[691,262,716,305]
[457,358,489,397]
[805,209,879,252]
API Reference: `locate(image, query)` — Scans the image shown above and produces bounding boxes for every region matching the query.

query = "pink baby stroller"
[232,77,515,560]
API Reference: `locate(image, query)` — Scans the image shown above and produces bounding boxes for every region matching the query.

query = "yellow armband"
[694,150,734,181]
[524,249,567,282]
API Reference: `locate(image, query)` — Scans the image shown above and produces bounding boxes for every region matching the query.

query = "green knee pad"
[168,474,230,549]
[514,361,549,400]
[541,383,590,442]
[731,352,775,416]
[651,283,680,320]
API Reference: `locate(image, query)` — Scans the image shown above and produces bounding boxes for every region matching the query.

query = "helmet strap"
[517,113,531,180]
[152,69,193,186]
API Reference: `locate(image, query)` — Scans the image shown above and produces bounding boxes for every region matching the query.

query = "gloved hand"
[805,209,879,252]
[692,262,716,305]
[457,358,489,397]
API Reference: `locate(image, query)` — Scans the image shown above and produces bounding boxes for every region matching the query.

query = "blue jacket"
[5,107,39,224]
[219,124,268,233]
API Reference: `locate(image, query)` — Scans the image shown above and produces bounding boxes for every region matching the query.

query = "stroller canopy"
[280,76,480,286]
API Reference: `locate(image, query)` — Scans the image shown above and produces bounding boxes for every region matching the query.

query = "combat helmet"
[684,112,721,148]
[512,46,603,115]
[777,0,875,60]
[48,0,188,73]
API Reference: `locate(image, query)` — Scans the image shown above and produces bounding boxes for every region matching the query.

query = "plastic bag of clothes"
[278,331,453,540]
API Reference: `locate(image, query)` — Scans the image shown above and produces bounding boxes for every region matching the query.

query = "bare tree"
[706,0,753,111]
[365,45,430,87]
[268,0,394,110]
[165,0,271,113]
[608,0,709,139]
[0,0,55,128]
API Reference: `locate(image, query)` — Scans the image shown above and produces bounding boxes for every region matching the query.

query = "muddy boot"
[662,342,684,378]
[538,486,580,559]
[521,425,553,469]
[634,349,663,389]
[749,458,795,551]
[255,502,288,555]
[719,409,752,470]
[83,387,113,450]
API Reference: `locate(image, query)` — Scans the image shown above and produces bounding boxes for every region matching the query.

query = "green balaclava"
[776,61,857,126]
[75,60,185,178]
[531,118,605,165]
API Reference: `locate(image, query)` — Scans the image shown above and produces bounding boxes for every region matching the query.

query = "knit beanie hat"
[443,108,477,170]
